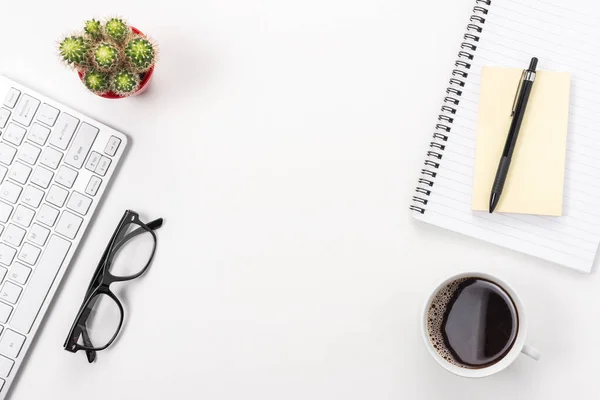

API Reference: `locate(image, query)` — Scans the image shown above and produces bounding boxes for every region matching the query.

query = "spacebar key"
[10,236,71,333]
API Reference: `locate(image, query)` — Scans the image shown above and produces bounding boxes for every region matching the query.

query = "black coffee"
[426,278,518,369]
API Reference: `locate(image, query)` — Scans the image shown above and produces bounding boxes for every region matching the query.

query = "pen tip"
[489,193,498,213]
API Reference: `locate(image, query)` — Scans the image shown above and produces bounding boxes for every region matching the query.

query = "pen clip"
[511,69,526,117]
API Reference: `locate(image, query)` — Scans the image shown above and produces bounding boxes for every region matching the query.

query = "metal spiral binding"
[410,0,490,214]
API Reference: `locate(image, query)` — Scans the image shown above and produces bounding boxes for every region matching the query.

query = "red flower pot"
[77,27,155,99]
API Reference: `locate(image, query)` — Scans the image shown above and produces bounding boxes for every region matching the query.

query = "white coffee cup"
[421,271,540,378]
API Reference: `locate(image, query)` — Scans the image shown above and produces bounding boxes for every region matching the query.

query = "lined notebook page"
[413,0,600,272]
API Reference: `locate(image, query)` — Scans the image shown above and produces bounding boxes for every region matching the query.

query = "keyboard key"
[36,204,59,227]
[0,244,16,266]
[0,144,16,166]
[67,192,92,215]
[28,123,51,146]
[3,224,25,247]
[0,203,12,224]
[0,268,7,284]
[22,185,44,208]
[8,162,31,185]
[49,113,78,150]
[13,94,40,126]
[3,88,20,109]
[36,104,59,126]
[3,123,26,146]
[104,136,121,156]
[0,109,9,129]
[18,243,40,266]
[9,263,31,285]
[0,355,14,377]
[27,224,49,247]
[39,147,62,170]
[0,330,25,358]
[55,165,77,188]
[46,185,68,208]
[96,156,111,176]
[65,123,98,169]
[85,151,101,172]
[85,176,102,196]
[0,181,21,204]
[30,166,53,189]
[55,211,83,240]
[12,205,34,228]
[18,143,41,166]
[0,282,21,304]
[0,303,11,324]
[10,235,71,333]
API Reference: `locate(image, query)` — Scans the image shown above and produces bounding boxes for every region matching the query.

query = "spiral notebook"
[410,0,600,273]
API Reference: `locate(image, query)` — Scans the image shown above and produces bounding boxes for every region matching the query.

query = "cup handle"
[521,344,541,361]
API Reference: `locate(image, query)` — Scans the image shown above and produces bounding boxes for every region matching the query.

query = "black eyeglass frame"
[63,210,163,362]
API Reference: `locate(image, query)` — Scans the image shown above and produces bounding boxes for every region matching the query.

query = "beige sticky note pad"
[472,67,570,216]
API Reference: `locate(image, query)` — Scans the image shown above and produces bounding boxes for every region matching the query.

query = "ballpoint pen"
[489,57,538,213]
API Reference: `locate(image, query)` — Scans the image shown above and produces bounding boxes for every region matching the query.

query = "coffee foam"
[426,278,473,368]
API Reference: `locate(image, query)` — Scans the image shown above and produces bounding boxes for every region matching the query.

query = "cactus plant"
[93,42,120,71]
[84,70,110,94]
[125,38,155,72]
[84,19,103,40]
[59,36,90,66]
[58,17,157,98]
[112,71,140,96]
[105,18,130,43]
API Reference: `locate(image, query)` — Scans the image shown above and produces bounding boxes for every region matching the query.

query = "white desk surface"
[2,0,599,398]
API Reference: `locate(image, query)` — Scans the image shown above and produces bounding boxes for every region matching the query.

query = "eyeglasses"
[64,210,163,363]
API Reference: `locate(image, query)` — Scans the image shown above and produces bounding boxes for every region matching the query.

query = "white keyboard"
[0,76,127,397]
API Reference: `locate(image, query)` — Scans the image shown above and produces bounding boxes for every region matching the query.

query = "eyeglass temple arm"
[72,296,100,361]
[81,329,97,363]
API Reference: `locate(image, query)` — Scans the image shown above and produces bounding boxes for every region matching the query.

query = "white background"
[1,0,599,398]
